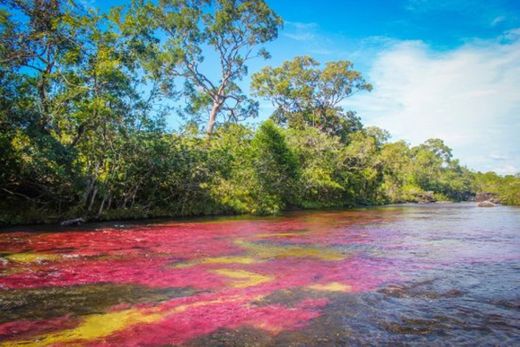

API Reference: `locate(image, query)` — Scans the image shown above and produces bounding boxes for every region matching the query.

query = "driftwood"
[60,218,86,226]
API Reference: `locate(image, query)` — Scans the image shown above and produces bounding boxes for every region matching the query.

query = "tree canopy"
[251,56,372,142]
[0,0,517,225]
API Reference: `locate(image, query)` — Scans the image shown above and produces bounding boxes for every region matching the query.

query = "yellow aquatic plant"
[6,253,61,263]
[2,295,257,346]
[235,240,344,261]
[174,256,259,268]
[173,239,345,269]
[213,269,273,288]
[255,230,310,238]
[1,308,163,347]
[308,282,352,292]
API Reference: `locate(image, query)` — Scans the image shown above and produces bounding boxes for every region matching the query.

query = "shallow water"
[0,203,519,346]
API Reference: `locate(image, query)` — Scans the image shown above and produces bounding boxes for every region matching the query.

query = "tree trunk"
[97,195,107,218]
[206,98,222,137]
[87,186,98,213]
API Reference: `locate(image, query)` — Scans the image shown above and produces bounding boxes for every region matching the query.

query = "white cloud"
[490,153,508,161]
[284,32,316,41]
[491,16,506,27]
[285,20,319,30]
[502,28,520,41]
[349,31,520,174]
[285,21,319,31]
[278,21,336,56]
[283,21,319,41]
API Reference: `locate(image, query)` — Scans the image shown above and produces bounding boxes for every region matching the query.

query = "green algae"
[0,284,197,323]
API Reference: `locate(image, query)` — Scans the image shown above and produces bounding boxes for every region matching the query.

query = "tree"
[419,138,453,164]
[340,131,384,204]
[285,126,345,208]
[251,120,299,213]
[379,140,414,202]
[147,0,282,135]
[251,56,372,142]
[0,0,169,221]
[474,172,520,206]
[0,0,97,215]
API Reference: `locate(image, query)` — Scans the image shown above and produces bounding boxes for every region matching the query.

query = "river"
[0,203,519,345]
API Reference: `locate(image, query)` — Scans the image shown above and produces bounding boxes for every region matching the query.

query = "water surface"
[1,203,519,345]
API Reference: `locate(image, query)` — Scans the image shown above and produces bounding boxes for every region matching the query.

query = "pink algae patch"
[0,216,396,345]
[99,296,329,346]
[0,315,81,341]
[0,257,228,289]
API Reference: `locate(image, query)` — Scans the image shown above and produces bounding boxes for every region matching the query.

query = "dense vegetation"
[1,0,518,225]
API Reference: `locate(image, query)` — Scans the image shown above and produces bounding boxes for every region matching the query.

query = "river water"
[0,203,519,346]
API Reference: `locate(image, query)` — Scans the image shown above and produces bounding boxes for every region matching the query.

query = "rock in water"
[60,218,86,226]
[476,192,500,204]
[478,201,495,207]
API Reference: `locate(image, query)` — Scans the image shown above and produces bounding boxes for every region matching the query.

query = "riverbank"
[1,200,477,230]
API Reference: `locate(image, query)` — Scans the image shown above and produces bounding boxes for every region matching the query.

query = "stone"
[477,201,495,207]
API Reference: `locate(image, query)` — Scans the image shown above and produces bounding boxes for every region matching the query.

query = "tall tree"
[251,56,372,142]
[251,120,299,212]
[148,0,282,135]
[0,0,168,220]
[0,0,96,211]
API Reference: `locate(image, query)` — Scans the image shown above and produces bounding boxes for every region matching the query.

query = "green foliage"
[378,138,474,203]
[207,121,298,215]
[206,124,258,214]
[340,130,385,205]
[473,172,520,205]
[0,0,174,223]
[250,120,299,213]
[285,127,345,208]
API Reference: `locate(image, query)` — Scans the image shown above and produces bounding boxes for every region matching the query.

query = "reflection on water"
[0,203,519,345]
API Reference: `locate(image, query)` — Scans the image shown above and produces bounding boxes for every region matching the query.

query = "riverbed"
[0,203,519,345]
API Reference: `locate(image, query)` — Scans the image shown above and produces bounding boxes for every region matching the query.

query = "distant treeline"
[1,0,518,225]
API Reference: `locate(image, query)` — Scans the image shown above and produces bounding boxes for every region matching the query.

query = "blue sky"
[93,0,520,174]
